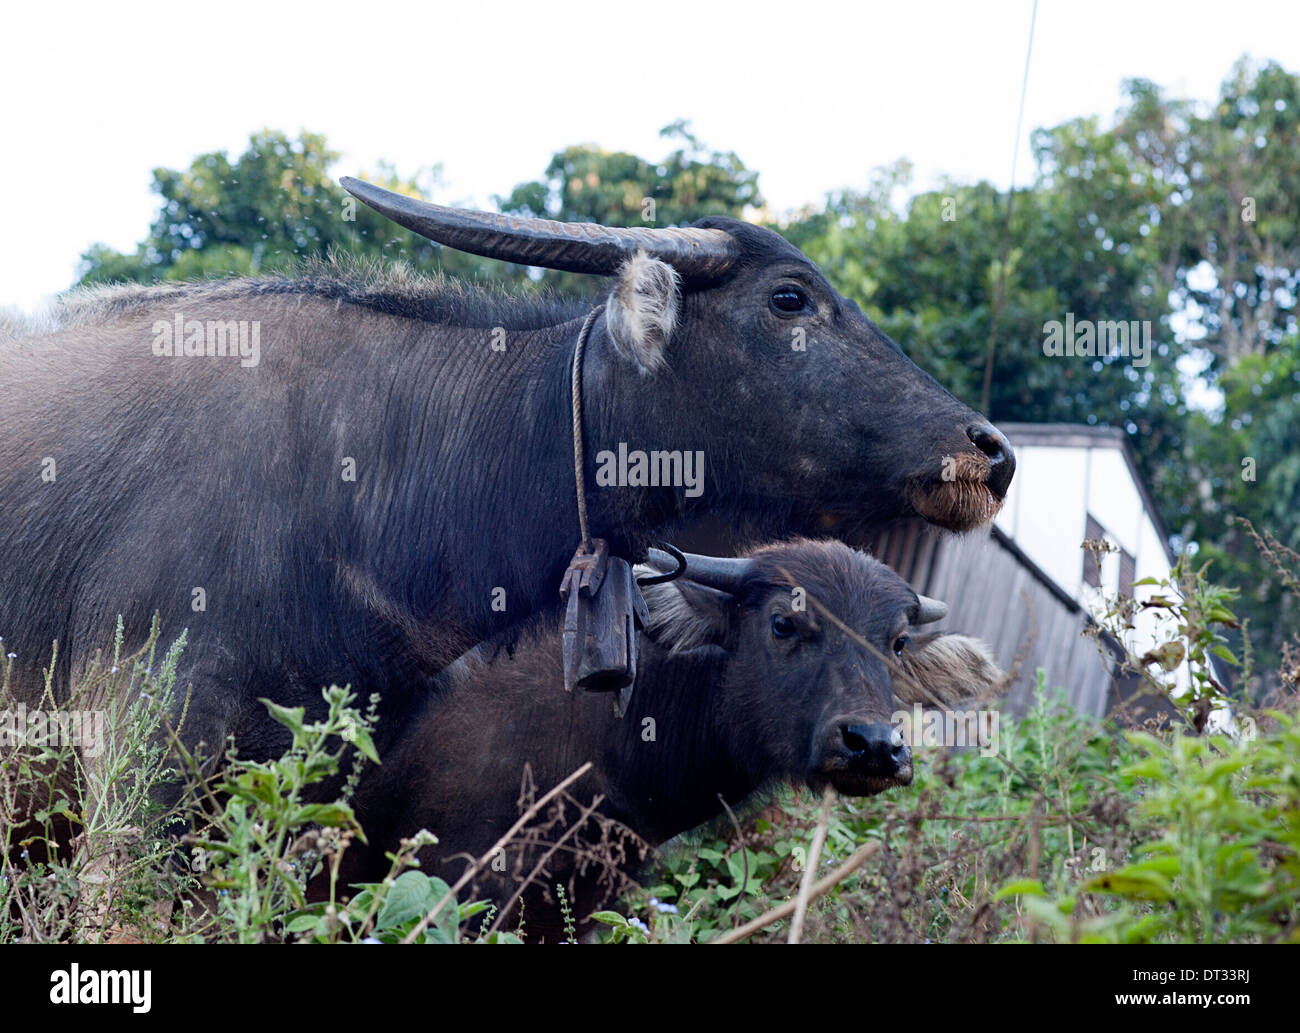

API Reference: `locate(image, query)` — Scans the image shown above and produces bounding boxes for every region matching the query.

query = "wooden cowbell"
[558,538,649,695]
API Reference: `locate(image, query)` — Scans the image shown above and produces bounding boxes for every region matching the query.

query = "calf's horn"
[648,549,752,593]
[915,596,948,624]
[341,177,739,279]
[649,552,951,623]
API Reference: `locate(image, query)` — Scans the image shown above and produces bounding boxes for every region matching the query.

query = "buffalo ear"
[638,576,735,653]
[892,634,1009,709]
[603,251,681,374]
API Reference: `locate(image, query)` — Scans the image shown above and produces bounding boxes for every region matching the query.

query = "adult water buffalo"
[0,182,1012,773]
[342,540,1005,941]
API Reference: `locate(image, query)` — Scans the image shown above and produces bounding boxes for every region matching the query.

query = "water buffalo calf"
[344,540,1004,941]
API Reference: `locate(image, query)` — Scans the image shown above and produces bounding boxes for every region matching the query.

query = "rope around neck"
[571,305,605,552]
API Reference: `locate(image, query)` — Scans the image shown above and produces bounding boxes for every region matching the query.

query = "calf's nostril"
[840,722,909,777]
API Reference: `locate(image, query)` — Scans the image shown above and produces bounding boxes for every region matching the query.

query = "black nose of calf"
[966,422,1016,499]
[841,723,910,779]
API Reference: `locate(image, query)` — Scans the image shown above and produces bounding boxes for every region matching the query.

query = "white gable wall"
[992,428,1185,696]
[995,444,1090,593]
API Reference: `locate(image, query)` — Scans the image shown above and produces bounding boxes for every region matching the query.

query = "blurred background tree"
[493,119,761,295]
[77,130,532,287]
[500,120,760,225]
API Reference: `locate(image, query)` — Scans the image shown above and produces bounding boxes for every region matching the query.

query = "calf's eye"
[892,634,910,657]
[772,614,797,638]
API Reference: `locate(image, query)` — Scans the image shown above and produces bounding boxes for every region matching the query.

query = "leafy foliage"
[1023,718,1300,943]
[1,617,193,942]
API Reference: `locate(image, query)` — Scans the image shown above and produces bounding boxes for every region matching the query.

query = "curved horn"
[648,549,753,593]
[341,177,739,279]
[914,595,949,625]
[645,548,681,571]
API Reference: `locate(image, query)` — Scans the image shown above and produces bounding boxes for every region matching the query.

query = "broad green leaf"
[377,871,440,931]
[993,878,1046,900]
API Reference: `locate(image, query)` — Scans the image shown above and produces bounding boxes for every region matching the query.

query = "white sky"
[3,0,1297,312]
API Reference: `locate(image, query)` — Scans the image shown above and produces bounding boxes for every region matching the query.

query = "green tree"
[1174,340,1300,688]
[77,130,530,287]
[1120,60,1300,677]
[1181,59,1300,365]
[499,120,761,227]
[496,120,762,294]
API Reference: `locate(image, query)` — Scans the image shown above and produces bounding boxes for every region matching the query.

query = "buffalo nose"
[967,423,1016,498]
[841,723,910,778]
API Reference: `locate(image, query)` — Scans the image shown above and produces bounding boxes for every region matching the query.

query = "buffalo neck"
[333,308,691,661]
[609,643,758,844]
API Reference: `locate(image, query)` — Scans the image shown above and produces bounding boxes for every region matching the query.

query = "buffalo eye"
[772,614,798,639]
[892,634,910,658]
[769,286,809,314]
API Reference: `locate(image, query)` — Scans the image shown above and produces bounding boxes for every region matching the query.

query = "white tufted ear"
[635,569,735,653]
[604,251,681,374]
